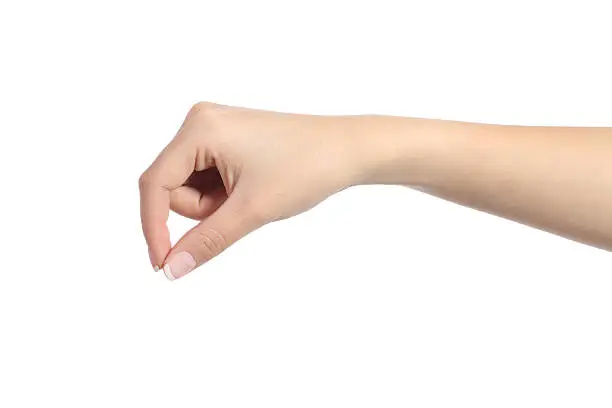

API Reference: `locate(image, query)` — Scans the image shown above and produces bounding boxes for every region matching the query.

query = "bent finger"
[170,185,227,220]
[139,132,197,269]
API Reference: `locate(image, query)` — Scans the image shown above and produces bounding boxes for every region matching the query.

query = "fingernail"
[148,247,160,272]
[163,252,196,281]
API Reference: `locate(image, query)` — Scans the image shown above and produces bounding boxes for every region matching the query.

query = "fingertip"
[162,251,197,281]
[146,230,172,272]
[148,247,159,272]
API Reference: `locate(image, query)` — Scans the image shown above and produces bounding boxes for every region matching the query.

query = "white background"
[1,1,611,406]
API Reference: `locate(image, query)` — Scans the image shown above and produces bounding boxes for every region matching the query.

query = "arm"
[139,103,612,281]
[354,116,612,251]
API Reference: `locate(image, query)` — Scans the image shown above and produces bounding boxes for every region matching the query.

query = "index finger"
[139,134,196,270]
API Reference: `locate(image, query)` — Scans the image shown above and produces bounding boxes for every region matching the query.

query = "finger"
[139,135,197,270]
[162,194,262,281]
[140,179,171,271]
[170,185,227,220]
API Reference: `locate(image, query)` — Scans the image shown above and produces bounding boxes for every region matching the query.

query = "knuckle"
[191,102,221,121]
[138,171,152,190]
[190,102,234,135]
[197,228,229,260]
[191,101,215,112]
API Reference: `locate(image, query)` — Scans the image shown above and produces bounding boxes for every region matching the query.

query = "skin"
[139,102,612,279]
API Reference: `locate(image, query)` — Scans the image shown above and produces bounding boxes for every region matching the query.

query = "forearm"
[350,115,612,251]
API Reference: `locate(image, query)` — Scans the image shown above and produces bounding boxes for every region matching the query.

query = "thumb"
[162,196,261,281]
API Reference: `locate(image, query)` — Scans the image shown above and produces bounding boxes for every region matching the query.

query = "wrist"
[342,115,439,187]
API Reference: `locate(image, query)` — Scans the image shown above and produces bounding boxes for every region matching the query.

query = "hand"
[139,102,360,280]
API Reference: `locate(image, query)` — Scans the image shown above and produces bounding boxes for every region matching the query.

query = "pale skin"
[139,102,612,280]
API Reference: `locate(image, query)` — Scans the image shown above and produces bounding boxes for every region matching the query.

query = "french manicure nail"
[163,252,196,281]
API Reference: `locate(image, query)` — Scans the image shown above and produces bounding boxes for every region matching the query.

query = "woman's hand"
[139,102,361,280]
[141,102,612,281]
